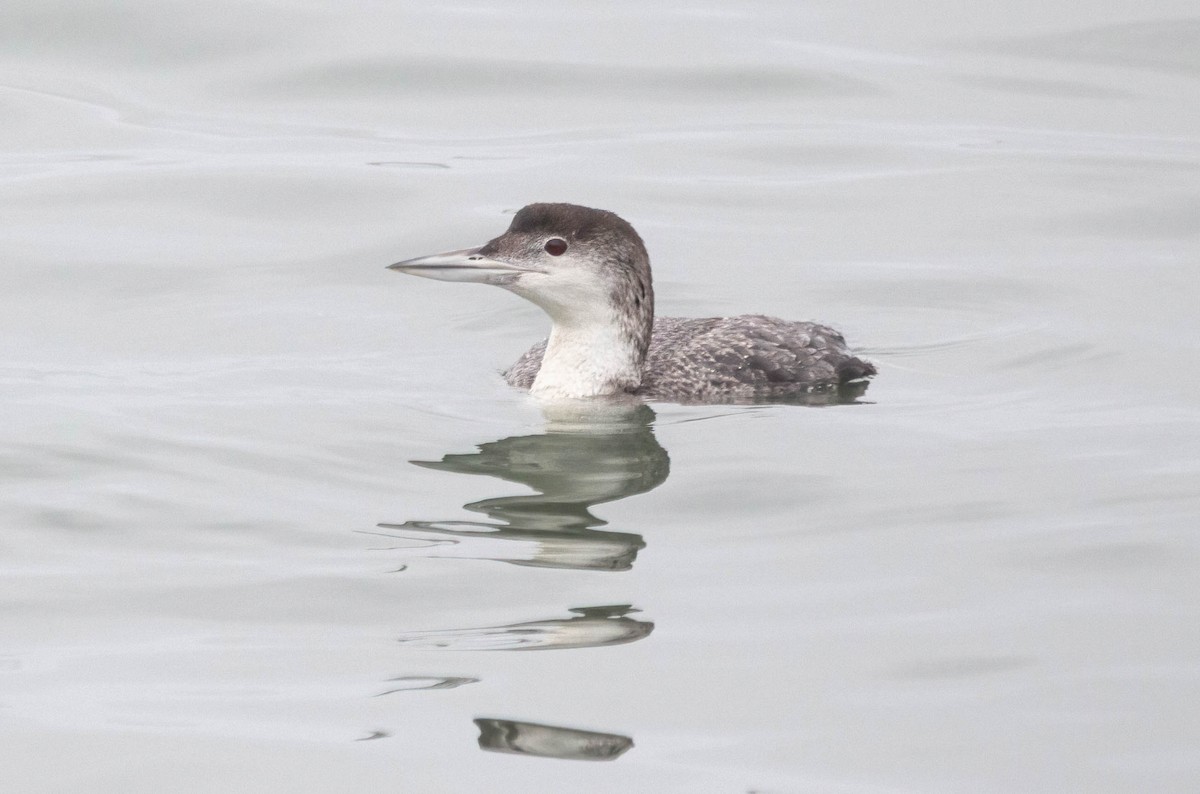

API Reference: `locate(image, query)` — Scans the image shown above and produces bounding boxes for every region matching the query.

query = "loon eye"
[544,238,568,256]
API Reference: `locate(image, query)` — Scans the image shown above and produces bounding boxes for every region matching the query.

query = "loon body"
[389,203,875,403]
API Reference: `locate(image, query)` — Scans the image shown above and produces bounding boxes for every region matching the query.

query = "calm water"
[3,1,1199,791]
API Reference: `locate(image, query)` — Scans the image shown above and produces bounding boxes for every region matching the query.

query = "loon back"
[506,315,876,402]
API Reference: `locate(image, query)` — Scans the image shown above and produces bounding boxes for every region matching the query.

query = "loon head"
[390,203,653,326]
[390,204,655,396]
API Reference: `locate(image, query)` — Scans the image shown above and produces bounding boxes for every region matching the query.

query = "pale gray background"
[2,1,1199,791]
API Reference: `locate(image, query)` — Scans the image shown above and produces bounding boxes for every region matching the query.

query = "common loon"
[388,203,875,402]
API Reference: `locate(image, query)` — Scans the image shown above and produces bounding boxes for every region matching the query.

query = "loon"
[388,203,875,403]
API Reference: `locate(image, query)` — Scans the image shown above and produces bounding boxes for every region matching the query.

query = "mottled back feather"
[505,314,876,402]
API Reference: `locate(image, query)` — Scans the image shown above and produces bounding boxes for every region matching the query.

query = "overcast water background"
[3,1,1200,791]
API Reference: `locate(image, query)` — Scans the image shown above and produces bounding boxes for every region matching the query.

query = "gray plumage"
[389,202,876,404]
[505,314,875,402]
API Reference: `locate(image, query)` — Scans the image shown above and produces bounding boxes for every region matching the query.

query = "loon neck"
[531,317,645,399]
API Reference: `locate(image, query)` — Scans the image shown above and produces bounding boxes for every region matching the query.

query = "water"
[3,1,1199,791]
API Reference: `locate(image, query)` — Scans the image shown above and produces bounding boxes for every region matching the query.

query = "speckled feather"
[505,314,876,402]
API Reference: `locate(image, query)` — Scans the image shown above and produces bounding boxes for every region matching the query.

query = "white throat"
[531,319,642,399]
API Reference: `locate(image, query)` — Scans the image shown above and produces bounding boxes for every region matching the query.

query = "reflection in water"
[375,403,667,572]
[375,676,480,696]
[370,521,645,572]
[383,404,663,758]
[474,718,633,761]
[395,605,653,652]
[355,730,391,742]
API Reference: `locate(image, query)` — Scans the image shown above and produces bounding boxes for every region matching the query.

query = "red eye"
[544,238,568,256]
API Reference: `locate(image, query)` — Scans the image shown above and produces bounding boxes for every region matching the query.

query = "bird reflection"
[394,604,652,652]
[474,718,633,761]
[376,402,664,758]
[372,402,667,572]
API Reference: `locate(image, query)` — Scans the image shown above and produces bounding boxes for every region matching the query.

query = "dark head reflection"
[373,403,667,572]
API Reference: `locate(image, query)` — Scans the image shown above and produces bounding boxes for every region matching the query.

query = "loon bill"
[388,203,876,403]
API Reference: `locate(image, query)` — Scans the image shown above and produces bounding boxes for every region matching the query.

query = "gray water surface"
[3,1,1199,791]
